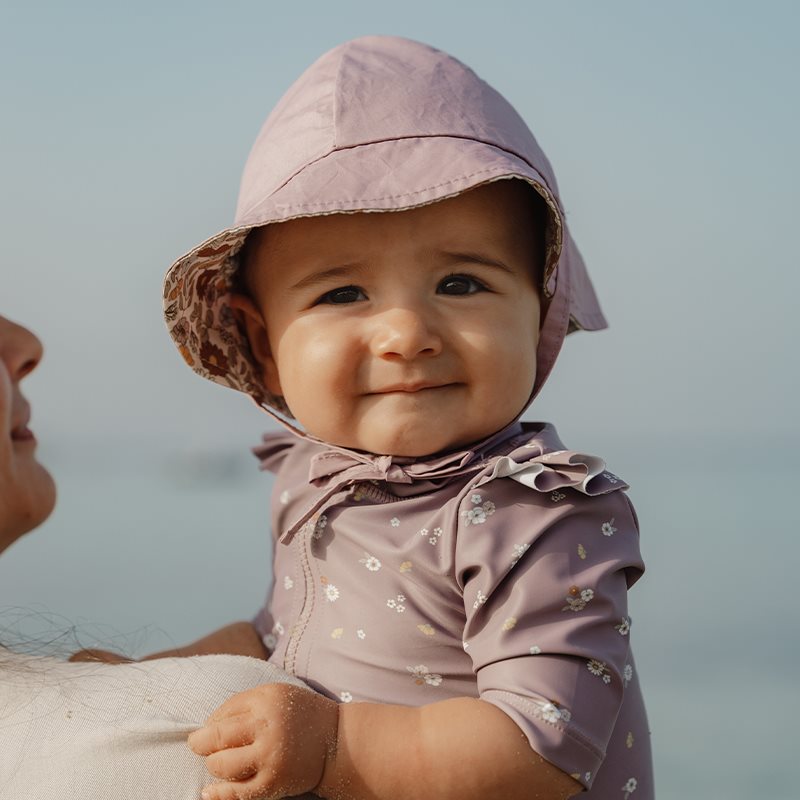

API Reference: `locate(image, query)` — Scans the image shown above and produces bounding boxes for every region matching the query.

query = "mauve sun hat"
[163,35,607,419]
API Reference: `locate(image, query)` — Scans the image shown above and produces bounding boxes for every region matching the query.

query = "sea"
[0,434,796,800]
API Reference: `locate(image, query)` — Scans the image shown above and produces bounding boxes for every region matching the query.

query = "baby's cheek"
[279,345,355,436]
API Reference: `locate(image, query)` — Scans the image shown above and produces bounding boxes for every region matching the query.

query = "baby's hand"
[188,682,339,800]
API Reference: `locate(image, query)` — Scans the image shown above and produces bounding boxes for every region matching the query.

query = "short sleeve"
[454,466,644,788]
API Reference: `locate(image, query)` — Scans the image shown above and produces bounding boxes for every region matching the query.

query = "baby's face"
[240,180,542,457]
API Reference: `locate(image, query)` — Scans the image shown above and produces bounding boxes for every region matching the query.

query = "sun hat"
[163,35,607,420]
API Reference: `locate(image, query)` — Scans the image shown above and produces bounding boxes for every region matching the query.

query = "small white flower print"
[511,543,530,566]
[466,508,485,524]
[279,490,290,505]
[386,594,406,613]
[262,633,277,650]
[340,691,353,703]
[501,617,517,631]
[615,617,631,636]
[529,645,542,655]
[463,641,470,651]
[473,589,487,609]
[604,472,620,485]
[357,629,366,640]
[324,584,340,602]
[550,490,566,502]
[274,621,285,636]
[283,576,294,590]
[562,586,594,612]
[626,732,634,749]
[539,702,564,723]
[359,552,382,572]
[421,526,443,545]
[577,543,587,559]
[602,518,617,537]
[407,664,443,687]
[390,516,400,527]
[622,777,638,798]
[587,659,607,677]
[461,494,496,526]
[585,772,592,783]
[623,664,634,686]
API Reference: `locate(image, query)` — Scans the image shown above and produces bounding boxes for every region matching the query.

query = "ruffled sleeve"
[454,451,644,789]
[252,431,301,474]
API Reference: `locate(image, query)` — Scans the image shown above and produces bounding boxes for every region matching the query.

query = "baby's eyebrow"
[288,264,363,292]
[439,251,515,274]
[287,252,513,292]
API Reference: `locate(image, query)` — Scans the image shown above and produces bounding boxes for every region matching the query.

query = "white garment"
[0,651,313,799]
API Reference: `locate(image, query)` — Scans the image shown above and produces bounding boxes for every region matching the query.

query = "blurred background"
[2,2,798,797]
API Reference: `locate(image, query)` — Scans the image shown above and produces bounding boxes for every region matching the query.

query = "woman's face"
[0,316,56,554]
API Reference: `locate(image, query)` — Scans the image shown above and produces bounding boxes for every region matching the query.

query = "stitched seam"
[239,135,547,219]
[485,689,605,759]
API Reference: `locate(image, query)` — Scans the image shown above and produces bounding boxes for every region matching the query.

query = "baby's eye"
[316,286,366,304]
[437,274,486,295]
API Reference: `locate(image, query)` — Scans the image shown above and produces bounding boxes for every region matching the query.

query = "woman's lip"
[11,425,35,442]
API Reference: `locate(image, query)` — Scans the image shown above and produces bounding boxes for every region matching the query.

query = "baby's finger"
[189,719,256,756]
[207,690,264,723]
[200,775,276,800]
[204,744,259,781]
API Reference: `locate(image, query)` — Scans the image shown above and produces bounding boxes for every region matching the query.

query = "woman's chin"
[0,456,57,553]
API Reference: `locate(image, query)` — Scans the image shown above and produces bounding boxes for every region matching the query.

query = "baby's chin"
[315,425,490,459]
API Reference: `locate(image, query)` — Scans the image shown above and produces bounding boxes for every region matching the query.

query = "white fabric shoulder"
[0,652,309,799]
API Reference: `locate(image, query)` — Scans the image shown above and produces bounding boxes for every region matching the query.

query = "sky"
[2,5,799,796]
[2,0,798,461]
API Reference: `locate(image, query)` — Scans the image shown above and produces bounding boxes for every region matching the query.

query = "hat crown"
[236,36,558,223]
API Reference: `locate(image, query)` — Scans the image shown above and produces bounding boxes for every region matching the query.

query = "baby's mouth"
[372,382,453,394]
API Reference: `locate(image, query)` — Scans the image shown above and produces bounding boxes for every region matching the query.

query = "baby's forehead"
[242,179,546,276]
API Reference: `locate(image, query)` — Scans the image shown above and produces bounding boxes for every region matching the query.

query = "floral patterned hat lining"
[163,36,608,422]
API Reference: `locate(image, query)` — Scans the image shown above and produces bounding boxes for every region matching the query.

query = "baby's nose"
[370,307,442,360]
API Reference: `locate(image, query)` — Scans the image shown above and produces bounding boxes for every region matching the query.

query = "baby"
[163,36,653,800]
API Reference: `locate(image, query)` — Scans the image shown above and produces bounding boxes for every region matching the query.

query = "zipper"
[283,517,316,674]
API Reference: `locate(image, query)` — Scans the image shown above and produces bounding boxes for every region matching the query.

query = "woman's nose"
[370,306,442,360]
[0,316,44,382]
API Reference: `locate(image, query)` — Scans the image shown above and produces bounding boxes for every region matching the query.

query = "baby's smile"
[367,380,457,394]
[236,179,544,457]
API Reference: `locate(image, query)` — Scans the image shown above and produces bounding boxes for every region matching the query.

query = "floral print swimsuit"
[253,421,653,798]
